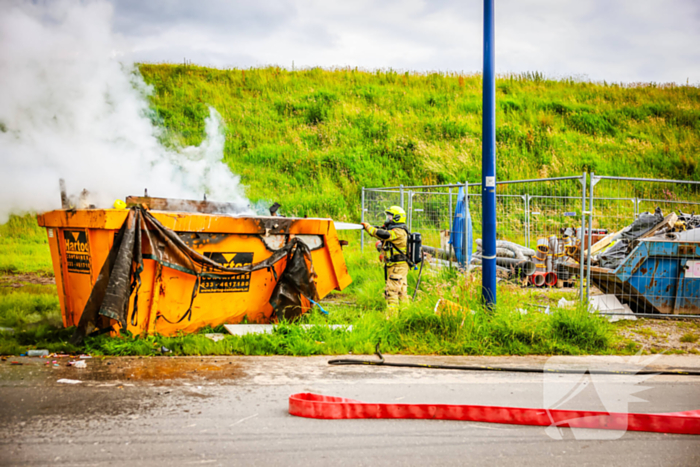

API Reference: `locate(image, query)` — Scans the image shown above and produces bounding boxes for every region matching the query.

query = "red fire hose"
[289,393,700,435]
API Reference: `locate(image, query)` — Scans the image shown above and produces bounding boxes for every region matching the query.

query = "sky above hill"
[106,0,700,84]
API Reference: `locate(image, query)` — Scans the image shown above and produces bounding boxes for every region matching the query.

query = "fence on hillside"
[361,174,700,316]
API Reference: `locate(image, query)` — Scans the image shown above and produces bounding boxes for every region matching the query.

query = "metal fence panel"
[587,175,700,315]
[364,175,588,298]
[363,175,700,313]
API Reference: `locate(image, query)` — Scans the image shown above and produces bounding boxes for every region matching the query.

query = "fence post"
[408,191,414,231]
[585,173,599,304]
[361,187,365,252]
[524,193,530,248]
[464,181,469,267]
[400,184,405,209]
[579,173,587,300]
[481,0,497,308]
[449,188,453,269]
[448,188,453,233]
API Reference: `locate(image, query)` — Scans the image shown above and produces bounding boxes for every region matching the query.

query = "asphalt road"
[1,354,699,466]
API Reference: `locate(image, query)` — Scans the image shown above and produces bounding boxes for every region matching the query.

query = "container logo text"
[200,252,254,293]
[63,230,91,274]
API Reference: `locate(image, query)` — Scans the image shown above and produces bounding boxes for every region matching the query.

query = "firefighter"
[362,206,410,316]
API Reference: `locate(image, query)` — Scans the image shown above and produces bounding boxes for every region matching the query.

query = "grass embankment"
[139,65,700,219]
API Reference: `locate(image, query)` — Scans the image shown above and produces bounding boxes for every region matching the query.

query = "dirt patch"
[616,319,700,353]
[319,292,356,307]
[0,273,55,288]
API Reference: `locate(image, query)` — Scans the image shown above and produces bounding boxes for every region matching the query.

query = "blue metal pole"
[482,0,497,308]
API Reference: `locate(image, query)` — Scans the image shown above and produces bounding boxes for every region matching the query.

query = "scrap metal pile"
[584,209,699,270]
[424,207,700,310]
[471,233,579,288]
[569,209,700,315]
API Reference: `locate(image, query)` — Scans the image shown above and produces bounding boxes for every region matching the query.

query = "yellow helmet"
[385,206,406,224]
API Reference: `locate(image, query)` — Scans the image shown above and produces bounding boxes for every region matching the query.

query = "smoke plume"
[0,0,250,223]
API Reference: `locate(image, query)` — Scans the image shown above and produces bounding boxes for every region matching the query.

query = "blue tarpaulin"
[448,187,473,267]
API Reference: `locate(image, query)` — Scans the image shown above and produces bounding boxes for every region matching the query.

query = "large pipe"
[481,0,497,308]
[515,260,537,276]
[533,239,547,272]
[428,245,532,276]
[476,239,535,257]
[530,272,546,287]
[498,240,535,258]
[496,247,516,258]
[547,235,559,273]
[422,245,456,262]
[472,254,536,276]
[557,262,571,281]
[544,271,558,287]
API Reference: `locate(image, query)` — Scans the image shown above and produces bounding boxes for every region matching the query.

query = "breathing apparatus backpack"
[386,227,422,268]
[407,232,423,266]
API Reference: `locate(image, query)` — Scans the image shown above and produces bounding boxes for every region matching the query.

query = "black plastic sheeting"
[678,211,700,230]
[269,242,319,321]
[72,207,318,344]
[598,208,664,270]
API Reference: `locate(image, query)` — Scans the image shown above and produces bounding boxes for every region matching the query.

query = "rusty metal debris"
[563,209,700,315]
[125,195,243,214]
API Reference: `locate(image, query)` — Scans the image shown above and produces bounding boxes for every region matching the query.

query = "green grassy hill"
[139,65,700,219]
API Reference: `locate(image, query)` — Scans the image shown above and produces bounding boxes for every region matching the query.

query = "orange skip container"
[37,208,351,336]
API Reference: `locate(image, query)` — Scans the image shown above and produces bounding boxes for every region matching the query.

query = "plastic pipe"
[516,260,537,277]
[544,272,558,287]
[475,239,534,258]
[556,263,571,281]
[495,247,516,258]
[497,240,534,258]
[530,272,546,287]
[472,254,536,274]
[547,235,558,273]
[481,0,497,308]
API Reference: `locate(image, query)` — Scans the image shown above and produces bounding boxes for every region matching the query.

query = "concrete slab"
[223,324,353,336]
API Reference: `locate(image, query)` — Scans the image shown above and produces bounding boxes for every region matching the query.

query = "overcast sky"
[111,1,699,84]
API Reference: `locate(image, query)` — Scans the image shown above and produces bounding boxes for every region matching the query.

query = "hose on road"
[328,342,700,376]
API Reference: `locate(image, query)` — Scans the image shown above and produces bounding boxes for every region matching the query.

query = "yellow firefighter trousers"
[385,262,409,315]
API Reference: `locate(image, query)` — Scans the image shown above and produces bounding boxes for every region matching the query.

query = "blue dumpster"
[590,238,700,315]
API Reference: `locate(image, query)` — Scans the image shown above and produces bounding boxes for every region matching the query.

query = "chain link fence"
[362,174,700,316]
[585,175,700,316]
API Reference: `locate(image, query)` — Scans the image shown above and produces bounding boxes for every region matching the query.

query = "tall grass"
[0,243,619,357]
[0,214,52,275]
[0,288,74,355]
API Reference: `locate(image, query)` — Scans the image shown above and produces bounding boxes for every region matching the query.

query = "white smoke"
[0,0,251,223]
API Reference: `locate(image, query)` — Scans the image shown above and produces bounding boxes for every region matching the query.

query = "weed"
[632,327,659,338]
[680,332,699,343]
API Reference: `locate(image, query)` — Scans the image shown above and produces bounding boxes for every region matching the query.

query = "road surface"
[1,354,699,466]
